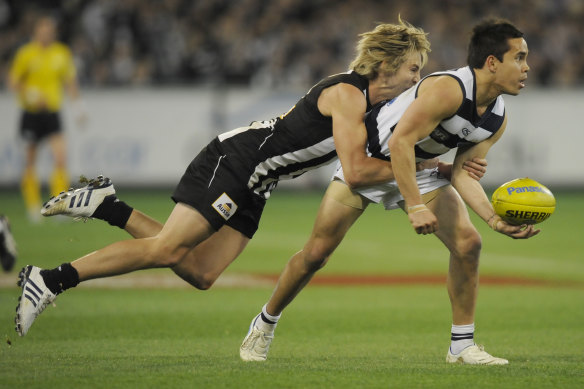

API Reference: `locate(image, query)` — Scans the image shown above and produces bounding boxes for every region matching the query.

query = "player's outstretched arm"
[451,122,540,240]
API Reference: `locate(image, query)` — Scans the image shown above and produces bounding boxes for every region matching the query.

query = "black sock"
[41,263,80,294]
[91,195,133,229]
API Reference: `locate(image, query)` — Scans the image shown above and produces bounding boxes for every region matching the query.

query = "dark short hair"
[467,19,524,69]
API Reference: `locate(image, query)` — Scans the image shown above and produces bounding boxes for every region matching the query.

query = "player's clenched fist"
[407,204,438,235]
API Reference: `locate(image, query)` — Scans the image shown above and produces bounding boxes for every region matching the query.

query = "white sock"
[450,323,475,354]
[253,304,281,334]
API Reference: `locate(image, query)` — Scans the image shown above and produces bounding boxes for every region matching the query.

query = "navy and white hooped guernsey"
[332,66,506,209]
[364,66,506,162]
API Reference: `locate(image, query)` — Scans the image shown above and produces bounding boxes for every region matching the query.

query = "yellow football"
[491,177,556,225]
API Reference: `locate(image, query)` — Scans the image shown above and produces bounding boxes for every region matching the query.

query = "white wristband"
[407,204,428,214]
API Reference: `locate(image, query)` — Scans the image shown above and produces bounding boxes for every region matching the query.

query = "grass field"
[1,188,583,388]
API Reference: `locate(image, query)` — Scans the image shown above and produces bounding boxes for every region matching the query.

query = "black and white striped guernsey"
[216,71,371,199]
[364,66,506,162]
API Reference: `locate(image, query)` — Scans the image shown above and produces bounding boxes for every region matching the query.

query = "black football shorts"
[172,138,266,239]
[19,111,62,142]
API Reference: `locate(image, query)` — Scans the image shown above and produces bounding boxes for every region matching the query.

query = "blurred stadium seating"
[1,0,583,189]
[0,0,583,89]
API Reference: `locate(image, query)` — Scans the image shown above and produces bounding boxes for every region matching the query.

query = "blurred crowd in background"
[0,0,583,89]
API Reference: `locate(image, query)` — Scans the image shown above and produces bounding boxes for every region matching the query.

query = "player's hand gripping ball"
[491,177,555,225]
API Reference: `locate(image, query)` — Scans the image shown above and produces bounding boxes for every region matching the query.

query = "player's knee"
[454,229,482,262]
[303,242,334,271]
[172,265,217,290]
[148,240,189,268]
[306,255,330,271]
[191,273,217,290]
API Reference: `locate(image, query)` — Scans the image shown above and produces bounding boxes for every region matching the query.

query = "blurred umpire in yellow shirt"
[8,15,86,221]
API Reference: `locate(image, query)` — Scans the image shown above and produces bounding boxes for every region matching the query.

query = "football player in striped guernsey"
[241,19,539,365]
[16,19,436,336]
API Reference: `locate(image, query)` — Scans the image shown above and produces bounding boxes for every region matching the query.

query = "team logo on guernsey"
[212,193,238,220]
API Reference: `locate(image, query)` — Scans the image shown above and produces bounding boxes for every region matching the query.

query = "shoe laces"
[241,330,261,349]
[80,174,106,188]
[242,329,272,350]
[467,344,500,361]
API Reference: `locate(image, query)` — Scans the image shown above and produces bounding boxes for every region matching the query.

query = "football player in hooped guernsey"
[242,19,539,365]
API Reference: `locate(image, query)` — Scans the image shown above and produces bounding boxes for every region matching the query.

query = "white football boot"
[240,314,274,361]
[15,265,57,336]
[446,344,509,365]
[41,175,115,221]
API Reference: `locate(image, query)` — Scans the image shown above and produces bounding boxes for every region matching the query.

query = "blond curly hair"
[350,17,430,79]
